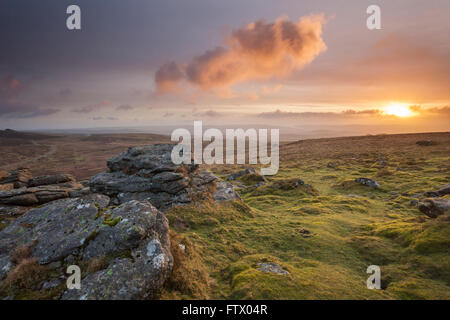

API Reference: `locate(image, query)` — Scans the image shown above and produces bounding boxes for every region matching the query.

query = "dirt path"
[1,141,57,170]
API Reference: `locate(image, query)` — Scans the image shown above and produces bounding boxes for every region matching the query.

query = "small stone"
[418,198,450,218]
[213,181,241,202]
[327,162,338,168]
[257,262,289,275]
[416,140,436,146]
[297,228,313,237]
[355,177,380,188]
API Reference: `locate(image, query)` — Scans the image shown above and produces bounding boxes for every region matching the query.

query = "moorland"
[0,129,448,299]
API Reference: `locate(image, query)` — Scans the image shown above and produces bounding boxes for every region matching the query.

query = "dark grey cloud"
[14,108,60,118]
[116,104,133,111]
[1,0,249,76]
[71,101,110,113]
[0,99,60,118]
[72,106,95,113]
[92,116,118,120]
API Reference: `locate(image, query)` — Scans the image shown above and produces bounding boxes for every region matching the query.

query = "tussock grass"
[160,231,212,299]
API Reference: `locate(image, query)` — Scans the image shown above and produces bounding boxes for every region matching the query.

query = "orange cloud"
[155,14,327,93]
[154,61,184,94]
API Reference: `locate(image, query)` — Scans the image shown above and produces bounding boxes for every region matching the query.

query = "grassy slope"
[163,133,450,300]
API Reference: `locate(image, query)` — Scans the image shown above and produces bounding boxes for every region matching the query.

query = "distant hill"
[0,129,60,140]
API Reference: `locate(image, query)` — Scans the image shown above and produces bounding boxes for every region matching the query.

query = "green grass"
[164,147,450,300]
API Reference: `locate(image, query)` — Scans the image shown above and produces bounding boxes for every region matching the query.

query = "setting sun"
[384,103,416,117]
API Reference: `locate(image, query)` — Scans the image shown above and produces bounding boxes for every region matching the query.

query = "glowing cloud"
[155,14,327,93]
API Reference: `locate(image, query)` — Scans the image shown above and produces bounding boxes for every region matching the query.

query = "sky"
[1,0,449,137]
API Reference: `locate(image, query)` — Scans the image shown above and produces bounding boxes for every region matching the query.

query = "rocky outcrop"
[0,170,85,207]
[0,168,32,188]
[106,144,180,174]
[0,195,173,299]
[0,183,84,206]
[0,143,243,299]
[89,144,240,209]
[0,194,110,267]
[27,174,76,187]
[418,198,450,218]
[90,171,188,196]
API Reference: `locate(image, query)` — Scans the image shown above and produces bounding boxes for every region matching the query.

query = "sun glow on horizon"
[383,103,416,118]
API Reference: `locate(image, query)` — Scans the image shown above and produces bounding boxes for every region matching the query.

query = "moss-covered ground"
[162,132,449,299]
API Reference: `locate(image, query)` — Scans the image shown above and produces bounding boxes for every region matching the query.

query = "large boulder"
[62,200,173,300]
[0,194,110,266]
[107,144,178,174]
[90,171,188,195]
[116,191,192,209]
[89,144,240,209]
[0,195,173,300]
